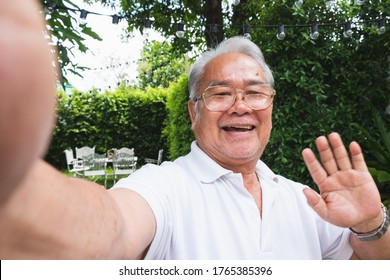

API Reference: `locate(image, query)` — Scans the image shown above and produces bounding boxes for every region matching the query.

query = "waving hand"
[301,132,382,230]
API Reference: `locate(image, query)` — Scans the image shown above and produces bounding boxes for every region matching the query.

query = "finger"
[349,141,369,172]
[315,136,339,175]
[328,132,352,170]
[303,188,328,219]
[302,148,328,187]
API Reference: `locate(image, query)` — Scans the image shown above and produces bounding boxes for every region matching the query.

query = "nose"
[228,90,252,114]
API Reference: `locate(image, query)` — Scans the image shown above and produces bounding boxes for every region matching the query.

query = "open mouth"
[222,125,255,132]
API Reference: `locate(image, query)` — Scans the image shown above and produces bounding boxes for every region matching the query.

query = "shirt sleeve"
[317,216,354,260]
[111,163,177,259]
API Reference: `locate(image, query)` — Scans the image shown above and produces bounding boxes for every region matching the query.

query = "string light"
[142,18,152,36]
[243,25,251,39]
[326,0,335,9]
[295,0,303,8]
[310,23,319,40]
[144,18,152,29]
[78,9,88,25]
[45,2,57,14]
[343,22,353,38]
[377,19,386,34]
[112,14,120,25]
[42,2,387,41]
[232,0,240,6]
[277,24,286,40]
[355,0,365,5]
[175,22,185,38]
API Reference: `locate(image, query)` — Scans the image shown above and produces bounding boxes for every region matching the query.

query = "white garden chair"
[64,149,84,176]
[112,148,137,183]
[145,149,163,165]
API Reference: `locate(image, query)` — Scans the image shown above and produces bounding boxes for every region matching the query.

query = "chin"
[223,146,261,160]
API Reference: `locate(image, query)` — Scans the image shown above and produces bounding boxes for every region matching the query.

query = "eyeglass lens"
[203,85,274,111]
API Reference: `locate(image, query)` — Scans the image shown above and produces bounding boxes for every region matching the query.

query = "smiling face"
[188,52,273,172]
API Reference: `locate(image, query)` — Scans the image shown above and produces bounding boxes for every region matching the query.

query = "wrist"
[350,203,389,241]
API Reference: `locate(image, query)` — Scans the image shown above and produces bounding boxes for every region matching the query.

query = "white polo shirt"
[113,141,353,260]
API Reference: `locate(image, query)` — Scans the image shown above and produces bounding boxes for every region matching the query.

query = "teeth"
[233,125,252,130]
[223,125,254,131]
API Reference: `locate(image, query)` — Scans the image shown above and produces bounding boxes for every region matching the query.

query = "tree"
[96,0,231,51]
[137,40,187,88]
[40,0,102,84]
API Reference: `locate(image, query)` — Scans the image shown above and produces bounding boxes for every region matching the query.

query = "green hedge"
[46,84,168,169]
[163,74,195,160]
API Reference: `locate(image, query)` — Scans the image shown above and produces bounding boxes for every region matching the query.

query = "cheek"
[191,113,205,136]
[192,110,218,139]
[260,111,273,137]
[254,107,273,130]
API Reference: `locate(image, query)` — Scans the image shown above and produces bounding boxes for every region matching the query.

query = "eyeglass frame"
[193,84,276,112]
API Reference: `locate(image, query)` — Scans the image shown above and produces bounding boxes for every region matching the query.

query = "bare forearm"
[350,232,390,259]
[0,160,130,259]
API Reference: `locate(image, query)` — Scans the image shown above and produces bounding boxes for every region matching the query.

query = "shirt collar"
[177,141,279,184]
[256,160,279,183]
[175,141,232,183]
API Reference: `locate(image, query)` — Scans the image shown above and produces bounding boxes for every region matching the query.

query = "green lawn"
[62,167,122,189]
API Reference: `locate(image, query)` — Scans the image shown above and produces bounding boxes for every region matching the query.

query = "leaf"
[369,167,390,184]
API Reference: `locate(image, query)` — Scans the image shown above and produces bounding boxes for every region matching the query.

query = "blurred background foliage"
[43,0,389,202]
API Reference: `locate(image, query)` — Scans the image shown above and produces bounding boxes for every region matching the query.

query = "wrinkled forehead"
[201,53,267,89]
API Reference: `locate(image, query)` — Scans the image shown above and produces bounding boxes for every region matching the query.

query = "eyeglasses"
[194,84,276,112]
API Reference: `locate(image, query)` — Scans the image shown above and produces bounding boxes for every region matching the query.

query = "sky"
[65,0,163,92]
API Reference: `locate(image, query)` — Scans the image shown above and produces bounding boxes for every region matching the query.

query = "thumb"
[303,188,327,219]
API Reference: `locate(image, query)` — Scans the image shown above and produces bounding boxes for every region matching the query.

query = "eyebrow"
[207,79,269,87]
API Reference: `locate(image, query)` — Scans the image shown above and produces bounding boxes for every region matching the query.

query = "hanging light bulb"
[343,22,353,38]
[78,9,88,25]
[232,0,240,6]
[45,2,57,14]
[112,14,120,25]
[243,25,251,40]
[377,19,386,34]
[143,18,152,36]
[355,0,365,5]
[176,22,185,38]
[326,0,335,9]
[276,25,286,40]
[310,23,319,40]
[295,0,303,8]
[144,18,152,29]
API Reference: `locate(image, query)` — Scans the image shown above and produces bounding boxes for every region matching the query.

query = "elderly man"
[0,0,389,259]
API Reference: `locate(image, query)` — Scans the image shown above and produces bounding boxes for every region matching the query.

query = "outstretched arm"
[302,132,390,259]
[1,160,156,259]
[0,0,155,259]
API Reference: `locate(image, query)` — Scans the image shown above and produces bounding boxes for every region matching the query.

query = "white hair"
[188,36,274,101]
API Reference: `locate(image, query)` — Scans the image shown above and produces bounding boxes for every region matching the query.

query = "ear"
[188,100,197,126]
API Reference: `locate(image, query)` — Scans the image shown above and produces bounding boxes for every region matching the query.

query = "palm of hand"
[302,132,381,228]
